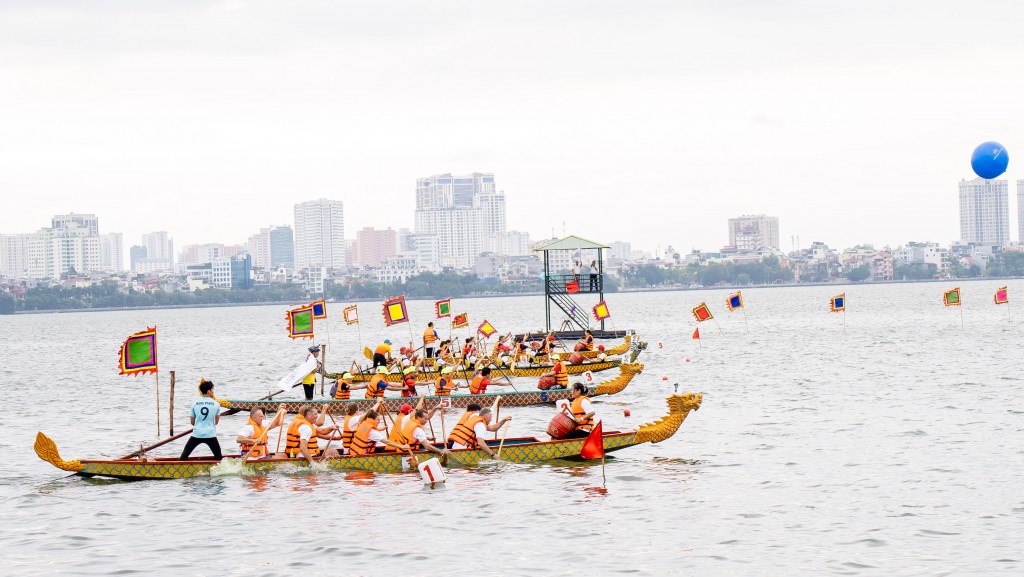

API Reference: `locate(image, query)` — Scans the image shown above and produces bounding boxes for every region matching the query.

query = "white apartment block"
[52,213,99,236]
[484,230,532,257]
[959,178,1009,245]
[0,233,33,278]
[608,241,632,261]
[474,191,507,236]
[27,224,101,279]
[1017,180,1024,243]
[100,233,123,273]
[415,207,483,268]
[728,215,780,251]
[142,231,174,265]
[247,228,271,269]
[416,173,495,210]
[401,233,441,271]
[294,199,346,270]
[374,256,420,284]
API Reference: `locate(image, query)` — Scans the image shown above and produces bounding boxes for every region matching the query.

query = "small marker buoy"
[658,342,663,348]
[624,409,631,417]
[662,376,668,380]
[685,358,690,363]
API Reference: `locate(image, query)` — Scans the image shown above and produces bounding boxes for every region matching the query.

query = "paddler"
[284,406,340,461]
[401,408,450,457]
[575,329,595,352]
[340,400,383,454]
[538,358,569,390]
[349,409,411,456]
[564,382,597,439]
[534,333,555,364]
[401,366,430,397]
[462,337,478,366]
[469,367,496,395]
[332,372,368,400]
[365,366,405,398]
[433,366,459,396]
[300,345,324,401]
[423,321,439,358]
[372,339,393,369]
[236,406,287,459]
[446,405,511,457]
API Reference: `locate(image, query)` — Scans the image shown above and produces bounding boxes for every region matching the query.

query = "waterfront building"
[247,228,271,269]
[140,231,174,272]
[959,178,1009,245]
[269,226,294,268]
[294,199,345,270]
[27,223,101,279]
[728,215,780,251]
[99,233,123,273]
[416,172,495,210]
[355,227,397,267]
[211,254,253,289]
[129,245,147,271]
[0,233,33,278]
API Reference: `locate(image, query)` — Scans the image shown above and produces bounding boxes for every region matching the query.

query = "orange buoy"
[623,409,631,417]
[662,376,668,380]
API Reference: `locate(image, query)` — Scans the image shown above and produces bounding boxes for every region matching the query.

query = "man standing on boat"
[373,339,393,369]
[423,322,439,359]
[300,345,324,401]
[180,380,223,460]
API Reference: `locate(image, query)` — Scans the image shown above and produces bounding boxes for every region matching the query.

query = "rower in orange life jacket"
[333,372,369,400]
[446,405,510,456]
[469,367,495,394]
[563,382,597,439]
[538,359,569,390]
[433,366,459,396]
[284,406,340,461]
[575,330,595,352]
[349,410,410,456]
[401,366,428,398]
[372,340,393,369]
[365,367,404,399]
[339,400,383,454]
[236,406,287,459]
[400,408,450,457]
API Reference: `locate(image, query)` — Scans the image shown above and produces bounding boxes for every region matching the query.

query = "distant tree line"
[620,256,794,288]
[329,270,547,300]
[7,283,309,313]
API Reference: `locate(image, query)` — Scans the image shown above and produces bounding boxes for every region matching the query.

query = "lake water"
[2,281,1022,576]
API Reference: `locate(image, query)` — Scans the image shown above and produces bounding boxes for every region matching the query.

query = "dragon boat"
[348,356,624,383]
[35,392,702,480]
[222,362,645,413]
[550,334,647,361]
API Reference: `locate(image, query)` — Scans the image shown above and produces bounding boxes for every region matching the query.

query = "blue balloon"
[971,141,1009,179]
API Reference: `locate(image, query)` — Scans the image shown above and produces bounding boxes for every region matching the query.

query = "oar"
[244,407,286,463]
[119,384,302,459]
[496,421,511,459]
[318,405,341,462]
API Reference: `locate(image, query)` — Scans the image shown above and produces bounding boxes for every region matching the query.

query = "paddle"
[243,407,287,463]
[496,421,511,459]
[317,404,342,463]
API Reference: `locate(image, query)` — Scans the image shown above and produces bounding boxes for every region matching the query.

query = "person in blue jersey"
[180,380,223,460]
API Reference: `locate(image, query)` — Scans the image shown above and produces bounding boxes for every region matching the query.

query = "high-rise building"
[100,233,124,273]
[474,191,507,236]
[27,223,101,278]
[416,173,495,210]
[247,228,271,269]
[294,199,346,269]
[129,245,147,271]
[0,233,33,278]
[355,227,398,267]
[269,226,295,268]
[1017,180,1024,243]
[728,215,780,251]
[212,254,253,289]
[959,178,1009,245]
[415,208,484,268]
[52,213,99,236]
[608,241,632,261]
[141,231,174,271]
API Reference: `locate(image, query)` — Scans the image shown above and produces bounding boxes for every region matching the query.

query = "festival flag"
[286,306,315,339]
[452,312,469,329]
[118,326,158,376]
[943,288,961,307]
[382,296,409,326]
[343,305,359,325]
[435,298,452,318]
[994,286,1009,305]
[579,421,604,460]
[830,293,845,313]
[692,327,700,340]
[477,320,497,338]
[309,298,326,320]
[726,291,744,311]
[592,300,611,322]
[692,302,713,322]
[566,280,580,294]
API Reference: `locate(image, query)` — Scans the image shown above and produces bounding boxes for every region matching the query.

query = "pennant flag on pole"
[477,320,497,338]
[830,293,845,312]
[309,298,326,320]
[286,306,315,339]
[592,301,611,321]
[692,302,713,322]
[343,305,359,325]
[943,288,961,307]
[566,280,580,294]
[692,327,700,340]
[452,312,469,329]
[382,296,409,326]
[118,326,158,376]
[435,299,452,318]
[579,421,604,460]
[726,291,744,311]
[994,286,1009,305]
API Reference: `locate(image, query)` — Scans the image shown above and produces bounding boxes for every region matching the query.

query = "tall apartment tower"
[355,227,398,267]
[247,228,271,269]
[728,215,780,251]
[269,226,295,268]
[959,178,1009,245]
[416,173,495,209]
[1017,180,1024,243]
[294,199,345,269]
[100,233,124,272]
[414,173,503,268]
[141,231,174,263]
[52,213,99,236]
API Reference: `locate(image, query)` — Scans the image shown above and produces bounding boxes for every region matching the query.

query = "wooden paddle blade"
[363,347,373,360]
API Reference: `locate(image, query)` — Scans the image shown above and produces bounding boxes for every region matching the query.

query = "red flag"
[579,421,604,460]
[692,327,700,340]
[566,280,580,294]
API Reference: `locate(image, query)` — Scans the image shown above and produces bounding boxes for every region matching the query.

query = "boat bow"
[633,392,702,444]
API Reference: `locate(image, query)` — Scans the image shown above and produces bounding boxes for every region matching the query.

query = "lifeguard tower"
[533,235,625,338]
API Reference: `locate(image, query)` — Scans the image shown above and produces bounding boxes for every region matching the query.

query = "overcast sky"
[2,1,1023,256]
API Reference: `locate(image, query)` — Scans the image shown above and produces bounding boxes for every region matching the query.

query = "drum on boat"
[568,352,585,364]
[547,413,578,439]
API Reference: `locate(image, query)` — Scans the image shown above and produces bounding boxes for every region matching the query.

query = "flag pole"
[712,317,724,336]
[960,299,964,329]
[843,308,847,333]
[742,308,749,334]
[155,373,161,438]
[1008,293,1012,325]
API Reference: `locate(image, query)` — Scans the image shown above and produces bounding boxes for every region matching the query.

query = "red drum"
[573,342,585,352]
[547,413,578,439]
[537,376,556,390]
[568,352,585,365]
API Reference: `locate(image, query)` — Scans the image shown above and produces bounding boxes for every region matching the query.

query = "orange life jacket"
[342,415,358,450]
[538,339,551,354]
[553,361,569,387]
[350,417,380,456]
[285,415,320,458]
[366,374,387,399]
[423,328,437,345]
[434,376,452,396]
[448,413,483,448]
[571,396,594,431]
[334,379,352,400]
[582,335,594,351]
[389,414,410,445]
[469,372,490,395]
[401,417,424,450]
[239,417,268,458]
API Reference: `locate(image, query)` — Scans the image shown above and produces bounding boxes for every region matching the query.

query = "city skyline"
[3,3,1024,256]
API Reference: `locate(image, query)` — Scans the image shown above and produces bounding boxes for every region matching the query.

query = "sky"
[2,1,1023,256]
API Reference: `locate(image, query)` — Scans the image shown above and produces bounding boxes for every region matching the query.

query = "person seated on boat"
[436,339,454,364]
[236,406,287,459]
[537,359,569,390]
[514,338,533,366]
[340,400,383,455]
[349,409,411,456]
[446,406,510,457]
[285,406,340,461]
[180,379,224,460]
[401,366,430,398]
[490,335,512,365]
[388,402,416,446]
[469,367,496,395]
[462,337,478,366]
[563,382,597,439]
[575,330,595,352]
[332,372,369,400]
[401,408,450,458]
[534,333,555,364]
[301,345,325,401]
[372,340,393,369]
[365,366,404,399]
[433,366,459,396]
